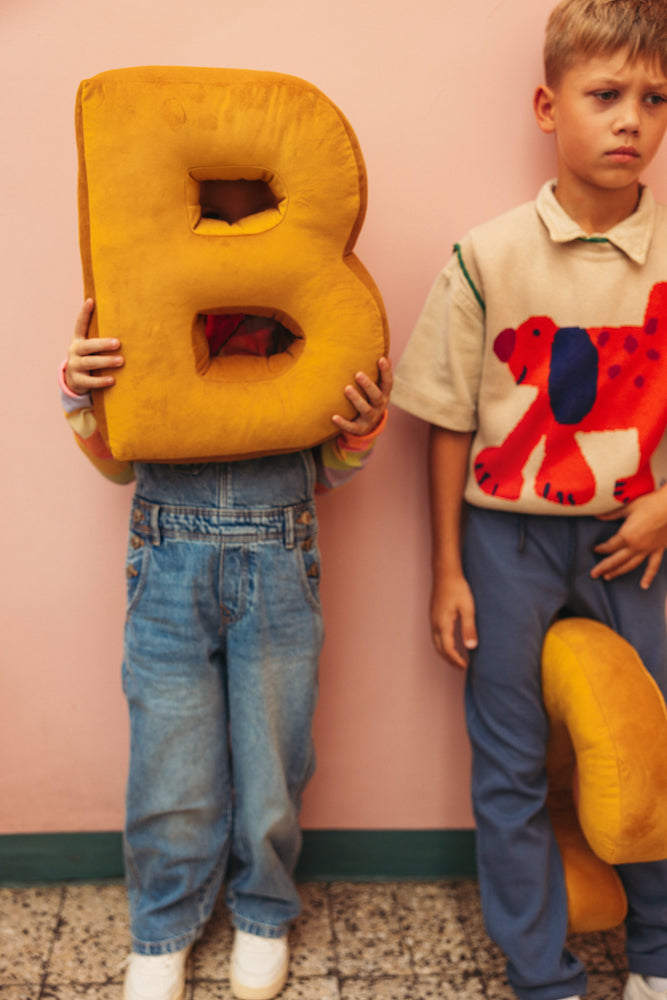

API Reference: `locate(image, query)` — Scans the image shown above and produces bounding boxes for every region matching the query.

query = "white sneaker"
[625,974,667,1000]
[123,947,189,1000]
[230,929,289,1000]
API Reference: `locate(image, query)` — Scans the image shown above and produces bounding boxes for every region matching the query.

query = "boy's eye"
[645,93,667,106]
[594,90,618,102]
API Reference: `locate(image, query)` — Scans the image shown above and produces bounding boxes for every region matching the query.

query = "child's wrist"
[59,360,89,400]
[338,409,388,446]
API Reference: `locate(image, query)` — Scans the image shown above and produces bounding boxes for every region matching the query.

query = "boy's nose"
[614,101,641,135]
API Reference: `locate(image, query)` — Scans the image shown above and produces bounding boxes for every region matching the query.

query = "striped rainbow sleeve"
[61,361,387,489]
[60,363,135,485]
[315,410,388,493]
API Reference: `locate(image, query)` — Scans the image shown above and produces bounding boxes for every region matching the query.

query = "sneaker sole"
[124,980,185,1000]
[229,965,288,1000]
[122,947,190,1000]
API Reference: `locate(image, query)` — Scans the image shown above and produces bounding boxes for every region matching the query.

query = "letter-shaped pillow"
[75,67,389,462]
[543,618,667,932]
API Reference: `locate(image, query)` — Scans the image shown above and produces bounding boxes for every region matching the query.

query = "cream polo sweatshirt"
[393,182,667,516]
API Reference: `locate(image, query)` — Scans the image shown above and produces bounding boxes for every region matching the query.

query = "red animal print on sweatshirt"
[474,283,667,506]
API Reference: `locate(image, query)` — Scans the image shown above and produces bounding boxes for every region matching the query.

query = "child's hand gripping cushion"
[75,67,389,462]
[543,618,667,932]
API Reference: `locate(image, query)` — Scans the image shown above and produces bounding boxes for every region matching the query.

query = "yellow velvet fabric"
[543,618,667,932]
[75,67,389,461]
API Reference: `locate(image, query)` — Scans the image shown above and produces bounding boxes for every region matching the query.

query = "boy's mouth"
[606,146,640,162]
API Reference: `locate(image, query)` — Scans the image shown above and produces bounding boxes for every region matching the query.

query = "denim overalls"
[121,452,324,954]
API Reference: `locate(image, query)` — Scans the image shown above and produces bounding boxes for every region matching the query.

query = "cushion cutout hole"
[206,313,298,357]
[187,169,288,236]
[193,312,304,381]
[200,179,279,224]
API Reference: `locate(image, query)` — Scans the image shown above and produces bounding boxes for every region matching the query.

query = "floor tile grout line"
[392,880,418,981]
[324,882,344,998]
[36,884,68,1000]
[452,879,495,999]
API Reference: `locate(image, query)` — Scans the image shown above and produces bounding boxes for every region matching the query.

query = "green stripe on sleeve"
[453,243,485,313]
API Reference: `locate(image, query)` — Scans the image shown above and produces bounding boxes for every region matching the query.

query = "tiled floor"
[0,879,629,999]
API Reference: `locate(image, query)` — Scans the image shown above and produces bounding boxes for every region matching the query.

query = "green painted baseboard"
[0,830,476,884]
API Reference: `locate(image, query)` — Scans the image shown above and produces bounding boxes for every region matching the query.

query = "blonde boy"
[393,1,667,998]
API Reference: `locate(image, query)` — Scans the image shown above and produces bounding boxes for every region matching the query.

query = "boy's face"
[535,49,667,219]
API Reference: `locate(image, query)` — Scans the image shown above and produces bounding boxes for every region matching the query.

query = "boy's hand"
[431,571,478,669]
[65,299,124,396]
[592,487,667,589]
[331,356,392,436]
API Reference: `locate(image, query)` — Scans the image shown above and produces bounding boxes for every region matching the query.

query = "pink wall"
[2,0,667,834]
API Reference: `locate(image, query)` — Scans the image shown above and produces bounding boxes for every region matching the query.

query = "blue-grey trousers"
[463,506,667,1000]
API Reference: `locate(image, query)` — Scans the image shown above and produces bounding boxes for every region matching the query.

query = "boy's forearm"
[428,425,473,577]
[428,425,478,667]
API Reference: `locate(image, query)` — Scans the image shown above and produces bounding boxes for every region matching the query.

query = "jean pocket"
[125,535,150,618]
[295,534,323,612]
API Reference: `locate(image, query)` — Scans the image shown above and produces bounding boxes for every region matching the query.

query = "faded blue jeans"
[121,453,324,955]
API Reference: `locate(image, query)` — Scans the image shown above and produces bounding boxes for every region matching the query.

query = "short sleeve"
[391,248,485,431]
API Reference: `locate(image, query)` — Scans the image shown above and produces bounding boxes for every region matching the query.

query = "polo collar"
[535,180,655,265]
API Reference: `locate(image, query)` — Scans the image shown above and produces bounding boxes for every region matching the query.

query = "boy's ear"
[534,84,557,134]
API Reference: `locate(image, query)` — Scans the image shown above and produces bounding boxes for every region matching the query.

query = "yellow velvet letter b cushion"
[75,67,389,461]
[544,617,667,932]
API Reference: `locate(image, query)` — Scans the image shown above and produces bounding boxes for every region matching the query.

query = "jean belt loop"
[284,507,295,550]
[150,504,161,546]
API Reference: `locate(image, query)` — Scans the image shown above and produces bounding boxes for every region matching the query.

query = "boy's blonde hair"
[544,0,667,86]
